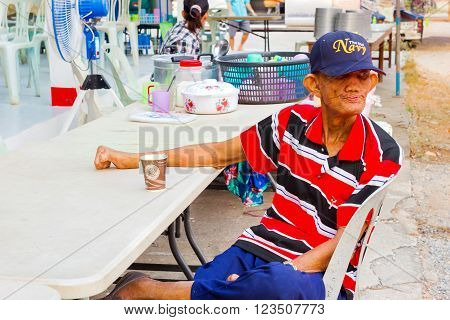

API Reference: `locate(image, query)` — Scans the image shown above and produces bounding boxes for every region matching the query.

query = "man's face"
[311,70,378,116]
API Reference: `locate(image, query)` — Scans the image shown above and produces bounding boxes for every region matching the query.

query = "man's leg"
[238,33,249,51]
[192,262,326,300]
[108,246,266,300]
[228,21,238,50]
[238,21,251,51]
[109,262,326,300]
[230,36,235,50]
[109,278,193,300]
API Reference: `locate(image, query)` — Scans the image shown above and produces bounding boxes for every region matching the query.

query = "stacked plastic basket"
[217,52,310,105]
[140,8,161,24]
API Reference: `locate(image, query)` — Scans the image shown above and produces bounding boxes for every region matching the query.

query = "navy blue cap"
[310,31,386,77]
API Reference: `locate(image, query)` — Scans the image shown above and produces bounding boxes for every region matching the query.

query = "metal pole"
[395,0,401,96]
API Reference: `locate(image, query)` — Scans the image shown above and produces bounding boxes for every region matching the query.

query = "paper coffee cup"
[140,153,168,191]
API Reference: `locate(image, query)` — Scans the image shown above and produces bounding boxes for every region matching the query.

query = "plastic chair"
[323,175,399,300]
[0,3,7,33]
[0,0,40,105]
[203,8,228,54]
[27,0,47,90]
[0,4,8,84]
[97,0,139,66]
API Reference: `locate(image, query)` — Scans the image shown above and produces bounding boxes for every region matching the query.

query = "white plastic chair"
[97,0,139,66]
[0,0,40,105]
[28,0,48,89]
[0,3,7,34]
[0,4,8,83]
[323,175,398,299]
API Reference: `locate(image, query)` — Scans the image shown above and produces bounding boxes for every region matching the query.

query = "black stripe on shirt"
[234,240,286,263]
[369,119,401,163]
[266,206,293,225]
[257,115,279,166]
[346,185,380,206]
[277,165,337,230]
[250,225,312,255]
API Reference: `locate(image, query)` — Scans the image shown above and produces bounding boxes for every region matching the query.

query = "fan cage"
[52,0,77,62]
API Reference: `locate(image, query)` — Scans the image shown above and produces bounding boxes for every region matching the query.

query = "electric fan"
[50,0,124,133]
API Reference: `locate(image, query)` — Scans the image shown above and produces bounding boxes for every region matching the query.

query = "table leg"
[175,216,182,238]
[183,207,207,265]
[388,33,393,68]
[378,41,385,82]
[156,28,160,53]
[168,222,194,280]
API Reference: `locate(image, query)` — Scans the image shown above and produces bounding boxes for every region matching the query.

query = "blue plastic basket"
[217,52,310,105]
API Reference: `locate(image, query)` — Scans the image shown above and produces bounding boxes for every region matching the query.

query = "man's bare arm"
[290,228,345,273]
[246,3,257,16]
[94,136,246,170]
[291,224,367,272]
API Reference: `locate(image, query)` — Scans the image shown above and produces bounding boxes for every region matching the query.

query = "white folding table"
[0,102,287,299]
[0,280,61,300]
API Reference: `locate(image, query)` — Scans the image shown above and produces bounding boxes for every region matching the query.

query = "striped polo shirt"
[236,104,402,297]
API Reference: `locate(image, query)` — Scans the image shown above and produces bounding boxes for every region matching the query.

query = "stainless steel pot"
[152,54,220,85]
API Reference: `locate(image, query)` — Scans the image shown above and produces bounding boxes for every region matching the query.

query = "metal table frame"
[130,206,206,281]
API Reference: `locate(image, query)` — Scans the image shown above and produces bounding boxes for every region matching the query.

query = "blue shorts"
[191,246,346,300]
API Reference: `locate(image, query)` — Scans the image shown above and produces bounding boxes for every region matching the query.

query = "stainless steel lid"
[152,54,215,69]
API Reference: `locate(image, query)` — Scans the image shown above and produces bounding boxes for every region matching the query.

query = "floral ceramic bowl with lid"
[181,79,240,114]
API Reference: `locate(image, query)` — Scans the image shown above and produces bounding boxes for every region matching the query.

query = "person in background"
[160,0,209,54]
[226,0,257,51]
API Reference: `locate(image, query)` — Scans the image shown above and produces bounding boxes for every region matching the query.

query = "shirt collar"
[305,111,366,162]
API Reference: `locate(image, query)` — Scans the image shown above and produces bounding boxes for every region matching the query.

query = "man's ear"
[369,72,379,91]
[303,74,321,99]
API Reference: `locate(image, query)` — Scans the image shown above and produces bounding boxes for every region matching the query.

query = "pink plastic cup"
[152,89,170,113]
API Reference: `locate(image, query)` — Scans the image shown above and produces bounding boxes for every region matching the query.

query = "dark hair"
[183,0,209,33]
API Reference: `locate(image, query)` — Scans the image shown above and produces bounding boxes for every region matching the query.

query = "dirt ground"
[403,22,450,299]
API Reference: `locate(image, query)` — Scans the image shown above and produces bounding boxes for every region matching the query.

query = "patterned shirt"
[237,104,403,298]
[159,21,201,54]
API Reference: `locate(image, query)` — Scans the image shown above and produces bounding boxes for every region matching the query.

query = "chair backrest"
[5,0,38,42]
[34,0,45,33]
[107,0,131,22]
[322,176,398,300]
[0,3,7,30]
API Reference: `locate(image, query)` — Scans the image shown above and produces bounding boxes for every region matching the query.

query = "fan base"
[81,74,111,91]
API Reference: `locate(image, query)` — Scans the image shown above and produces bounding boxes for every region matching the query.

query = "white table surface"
[0,102,288,299]
[0,280,61,300]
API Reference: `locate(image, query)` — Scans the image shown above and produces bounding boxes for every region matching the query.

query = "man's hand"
[246,3,257,16]
[94,146,140,170]
[226,274,239,281]
[94,145,112,170]
[290,227,346,273]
